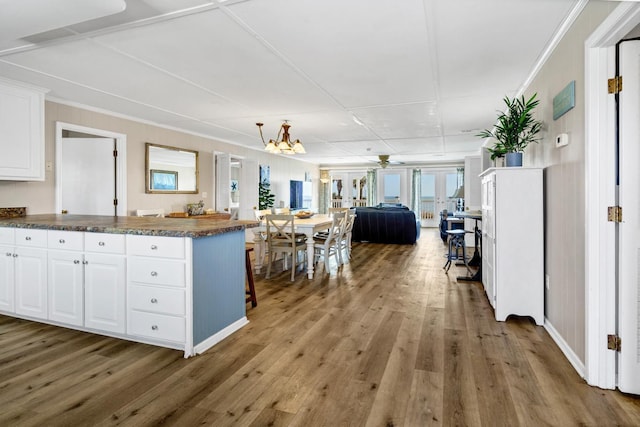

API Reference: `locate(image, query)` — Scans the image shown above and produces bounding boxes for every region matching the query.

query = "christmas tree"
[259,180,275,210]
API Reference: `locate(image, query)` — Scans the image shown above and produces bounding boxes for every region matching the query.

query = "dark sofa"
[352,205,420,244]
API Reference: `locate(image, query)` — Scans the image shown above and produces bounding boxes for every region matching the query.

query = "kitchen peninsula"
[0,214,258,357]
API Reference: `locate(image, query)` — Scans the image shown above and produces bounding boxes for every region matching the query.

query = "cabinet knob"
[98,241,105,246]
[150,271,158,277]
[150,298,158,304]
[151,325,158,331]
[83,260,88,265]
[12,253,18,258]
[25,236,31,241]
[59,239,65,244]
[74,260,80,264]
[5,252,11,257]
[150,245,158,250]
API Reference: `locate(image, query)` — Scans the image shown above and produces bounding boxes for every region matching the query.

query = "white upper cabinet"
[0,78,47,181]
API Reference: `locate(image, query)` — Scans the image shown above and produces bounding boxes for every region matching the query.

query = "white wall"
[523,1,618,364]
[0,100,319,215]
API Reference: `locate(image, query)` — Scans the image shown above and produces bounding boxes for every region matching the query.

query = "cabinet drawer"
[48,230,83,251]
[128,258,185,287]
[128,310,185,343]
[128,284,185,316]
[15,229,47,248]
[127,235,185,259]
[85,233,125,254]
[0,228,14,245]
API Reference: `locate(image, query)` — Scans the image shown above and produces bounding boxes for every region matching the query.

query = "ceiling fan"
[376,155,404,168]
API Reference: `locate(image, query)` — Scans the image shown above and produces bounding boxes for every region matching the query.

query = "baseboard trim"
[193,317,249,355]
[544,318,585,379]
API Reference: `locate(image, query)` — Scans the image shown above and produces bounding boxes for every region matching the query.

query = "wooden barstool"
[245,247,257,307]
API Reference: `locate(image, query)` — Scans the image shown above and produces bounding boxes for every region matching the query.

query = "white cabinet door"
[48,250,84,326]
[14,247,48,319]
[0,246,15,312]
[84,253,125,333]
[0,80,45,181]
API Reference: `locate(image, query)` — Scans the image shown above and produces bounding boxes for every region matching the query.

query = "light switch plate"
[556,133,569,148]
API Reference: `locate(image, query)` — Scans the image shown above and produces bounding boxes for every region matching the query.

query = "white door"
[14,247,47,319]
[60,138,116,215]
[215,153,231,214]
[240,158,258,219]
[617,39,640,395]
[84,253,125,333]
[420,170,459,227]
[48,250,84,326]
[0,246,15,312]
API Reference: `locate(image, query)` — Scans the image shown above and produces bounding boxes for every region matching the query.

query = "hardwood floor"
[1,229,639,426]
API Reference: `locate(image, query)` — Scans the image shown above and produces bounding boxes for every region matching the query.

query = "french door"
[420,170,458,227]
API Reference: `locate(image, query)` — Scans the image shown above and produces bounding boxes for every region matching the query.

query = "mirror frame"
[145,142,199,194]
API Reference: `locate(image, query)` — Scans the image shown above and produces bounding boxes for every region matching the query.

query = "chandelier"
[256,121,306,155]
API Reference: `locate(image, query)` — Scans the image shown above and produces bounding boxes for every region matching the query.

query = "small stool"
[443,229,471,275]
[245,247,257,307]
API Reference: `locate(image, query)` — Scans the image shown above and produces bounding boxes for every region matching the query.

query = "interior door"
[60,138,116,215]
[215,153,231,214]
[617,39,640,395]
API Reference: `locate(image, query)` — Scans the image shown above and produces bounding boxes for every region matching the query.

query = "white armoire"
[480,167,544,325]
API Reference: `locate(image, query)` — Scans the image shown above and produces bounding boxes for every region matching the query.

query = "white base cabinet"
[480,167,544,325]
[0,226,247,357]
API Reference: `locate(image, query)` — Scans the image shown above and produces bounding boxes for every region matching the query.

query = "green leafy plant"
[478,93,543,159]
[258,180,275,210]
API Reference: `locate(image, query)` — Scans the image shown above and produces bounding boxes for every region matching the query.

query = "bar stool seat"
[245,247,257,307]
[443,229,472,275]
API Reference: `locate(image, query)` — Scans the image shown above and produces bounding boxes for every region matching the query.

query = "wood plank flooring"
[1,229,639,426]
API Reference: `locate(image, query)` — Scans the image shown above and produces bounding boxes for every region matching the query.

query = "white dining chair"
[313,211,345,274]
[265,214,307,281]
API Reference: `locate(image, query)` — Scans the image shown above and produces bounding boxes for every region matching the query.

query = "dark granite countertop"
[0,214,258,238]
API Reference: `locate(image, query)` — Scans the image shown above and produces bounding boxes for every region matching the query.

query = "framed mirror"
[145,143,199,194]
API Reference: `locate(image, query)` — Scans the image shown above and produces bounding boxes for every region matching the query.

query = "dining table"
[252,214,334,279]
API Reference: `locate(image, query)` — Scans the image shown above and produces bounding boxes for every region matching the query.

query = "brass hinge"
[607,334,621,352]
[608,76,622,94]
[607,206,622,223]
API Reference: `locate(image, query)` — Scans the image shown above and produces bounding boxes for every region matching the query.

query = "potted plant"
[478,93,542,167]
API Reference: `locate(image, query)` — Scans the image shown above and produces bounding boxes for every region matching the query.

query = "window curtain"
[410,168,421,220]
[366,169,377,206]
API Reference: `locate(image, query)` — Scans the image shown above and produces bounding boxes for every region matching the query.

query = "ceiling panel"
[228,0,438,107]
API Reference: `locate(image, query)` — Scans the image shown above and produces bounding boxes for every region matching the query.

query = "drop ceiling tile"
[94,9,339,113]
[352,102,442,139]
[228,0,437,107]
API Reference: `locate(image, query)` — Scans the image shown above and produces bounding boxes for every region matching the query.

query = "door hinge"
[113,149,118,157]
[608,76,622,94]
[113,198,118,206]
[607,334,621,352]
[607,206,622,223]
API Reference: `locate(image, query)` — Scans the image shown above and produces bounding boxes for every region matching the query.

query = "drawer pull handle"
[151,245,158,250]
[151,325,158,331]
[151,271,158,277]
[25,236,31,241]
[59,239,65,244]
[150,298,158,304]
[74,260,80,264]
[98,241,105,246]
